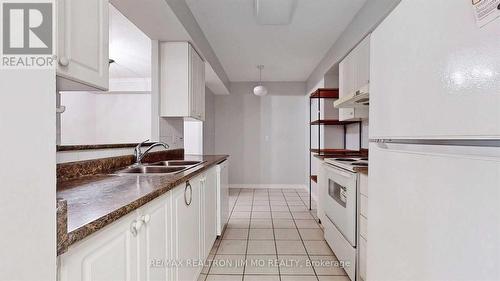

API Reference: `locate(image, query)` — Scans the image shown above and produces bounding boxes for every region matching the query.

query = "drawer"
[360,194,368,218]
[323,215,356,280]
[359,237,367,281]
[360,215,367,240]
[360,173,368,196]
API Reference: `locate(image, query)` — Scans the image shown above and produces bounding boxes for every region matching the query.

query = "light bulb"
[253,85,268,96]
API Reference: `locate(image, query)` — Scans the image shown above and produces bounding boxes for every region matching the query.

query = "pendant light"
[253,65,268,96]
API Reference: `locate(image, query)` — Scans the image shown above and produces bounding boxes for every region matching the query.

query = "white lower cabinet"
[59,212,139,281]
[59,166,220,281]
[172,176,202,281]
[137,194,170,281]
[202,167,217,258]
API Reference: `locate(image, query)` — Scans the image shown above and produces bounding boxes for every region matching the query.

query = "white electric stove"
[324,157,368,172]
[321,156,368,280]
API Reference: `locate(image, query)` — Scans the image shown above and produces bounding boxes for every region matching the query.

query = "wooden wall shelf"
[308,87,362,211]
[309,88,339,99]
[310,175,318,183]
[310,148,359,155]
[310,119,360,126]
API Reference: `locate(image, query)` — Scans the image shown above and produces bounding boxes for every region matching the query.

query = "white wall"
[184,120,203,154]
[0,70,55,280]
[215,82,308,186]
[60,92,151,144]
[203,87,216,154]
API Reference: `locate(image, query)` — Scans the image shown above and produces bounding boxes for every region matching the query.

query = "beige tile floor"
[198,188,349,281]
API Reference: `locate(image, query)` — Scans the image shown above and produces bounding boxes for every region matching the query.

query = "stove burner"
[334,159,357,162]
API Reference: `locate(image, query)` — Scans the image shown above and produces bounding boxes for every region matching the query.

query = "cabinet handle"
[141,214,151,224]
[130,219,143,236]
[184,181,193,206]
[58,57,69,66]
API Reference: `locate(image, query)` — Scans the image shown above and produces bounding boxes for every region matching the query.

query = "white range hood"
[334,83,370,108]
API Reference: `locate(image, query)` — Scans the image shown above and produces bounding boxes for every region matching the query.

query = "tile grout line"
[241,188,255,279]
[285,189,320,281]
[268,188,282,281]
[205,188,242,280]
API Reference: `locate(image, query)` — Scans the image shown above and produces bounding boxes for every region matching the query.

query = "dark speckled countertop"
[57,154,228,253]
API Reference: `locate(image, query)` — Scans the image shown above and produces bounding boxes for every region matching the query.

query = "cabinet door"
[356,35,370,89]
[172,179,202,281]
[59,212,138,281]
[138,193,170,281]
[189,46,202,121]
[202,168,217,258]
[57,0,109,90]
[188,46,205,121]
[198,56,206,121]
[339,37,370,121]
[339,53,355,120]
[189,46,197,119]
[216,161,230,235]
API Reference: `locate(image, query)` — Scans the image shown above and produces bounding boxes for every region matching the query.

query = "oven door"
[322,163,358,247]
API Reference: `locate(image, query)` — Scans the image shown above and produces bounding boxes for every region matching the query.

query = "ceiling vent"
[254,0,297,25]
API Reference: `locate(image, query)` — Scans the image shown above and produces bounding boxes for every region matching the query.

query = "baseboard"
[230,184,307,190]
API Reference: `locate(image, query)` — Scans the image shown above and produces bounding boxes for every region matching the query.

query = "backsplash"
[57,148,184,184]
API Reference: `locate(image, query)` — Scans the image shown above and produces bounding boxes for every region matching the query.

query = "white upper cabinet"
[355,36,370,89]
[160,42,206,121]
[56,0,109,90]
[339,35,370,121]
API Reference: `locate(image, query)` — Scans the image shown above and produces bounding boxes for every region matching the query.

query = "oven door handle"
[324,164,356,179]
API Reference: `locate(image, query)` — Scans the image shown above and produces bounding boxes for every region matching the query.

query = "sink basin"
[147,160,203,167]
[116,166,187,175]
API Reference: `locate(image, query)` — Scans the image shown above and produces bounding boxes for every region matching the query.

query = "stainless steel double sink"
[116,160,204,175]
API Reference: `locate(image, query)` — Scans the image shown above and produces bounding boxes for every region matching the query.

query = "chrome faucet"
[134,139,169,165]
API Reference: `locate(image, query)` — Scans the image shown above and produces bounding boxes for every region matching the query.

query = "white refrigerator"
[368,0,500,280]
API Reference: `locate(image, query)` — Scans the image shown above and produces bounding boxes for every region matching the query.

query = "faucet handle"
[135,139,150,150]
[134,139,150,158]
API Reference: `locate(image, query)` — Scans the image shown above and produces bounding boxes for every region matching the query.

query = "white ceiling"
[110,0,230,94]
[185,0,367,82]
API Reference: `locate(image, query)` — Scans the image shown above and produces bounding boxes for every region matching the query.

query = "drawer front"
[360,194,368,218]
[323,215,356,280]
[360,215,367,240]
